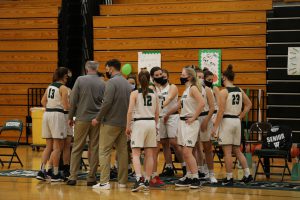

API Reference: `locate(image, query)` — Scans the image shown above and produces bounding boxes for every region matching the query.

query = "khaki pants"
[99,124,128,184]
[69,121,99,182]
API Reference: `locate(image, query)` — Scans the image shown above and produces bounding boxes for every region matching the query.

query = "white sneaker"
[209,176,218,184]
[92,182,111,190]
[118,183,127,188]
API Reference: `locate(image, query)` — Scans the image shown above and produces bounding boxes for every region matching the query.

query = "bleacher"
[93,0,272,122]
[0,0,61,142]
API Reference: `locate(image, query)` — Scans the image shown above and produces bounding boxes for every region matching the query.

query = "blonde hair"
[184,66,202,93]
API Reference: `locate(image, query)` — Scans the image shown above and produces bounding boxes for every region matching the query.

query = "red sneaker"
[150,176,165,187]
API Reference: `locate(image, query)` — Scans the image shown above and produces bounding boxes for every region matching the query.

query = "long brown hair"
[138,71,150,99]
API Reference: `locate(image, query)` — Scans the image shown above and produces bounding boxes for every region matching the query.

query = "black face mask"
[204,80,213,88]
[161,78,168,85]
[154,77,164,85]
[106,72,111,79]
[180,77,188,85]
[221,78,225,87]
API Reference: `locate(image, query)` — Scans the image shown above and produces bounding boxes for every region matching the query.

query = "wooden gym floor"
[0,145,299,200]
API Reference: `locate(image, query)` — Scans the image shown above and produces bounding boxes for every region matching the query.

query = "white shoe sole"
[92,183,111,190]
[190,185,200,189]
[131,185,145,192]
[36,176,46,181]
[50,179,63,182]
[175,183,191,187]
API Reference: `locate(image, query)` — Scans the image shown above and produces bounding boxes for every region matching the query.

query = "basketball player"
[197,69,218,184]
[159,69,185,177]
[193,68,208,178]
[36,67,70,182]
[148,67,165,186]
[173,66,205,189]
[126,71,159,192]
[62,85,73,178]
[212,65,253,185]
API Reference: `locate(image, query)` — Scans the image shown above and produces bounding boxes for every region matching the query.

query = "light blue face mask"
[131,84,136,90]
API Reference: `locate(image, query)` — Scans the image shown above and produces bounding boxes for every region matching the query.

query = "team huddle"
[36,59,253,192]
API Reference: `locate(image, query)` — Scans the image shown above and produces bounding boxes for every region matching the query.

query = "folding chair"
[0,120,24,168]
[245,122,272,152]
[212,142,238,168]
[254,125,292,181]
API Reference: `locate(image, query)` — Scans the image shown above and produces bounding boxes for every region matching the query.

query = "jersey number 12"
[144,96,152,106]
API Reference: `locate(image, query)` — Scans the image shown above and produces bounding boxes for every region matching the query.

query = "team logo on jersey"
[131,141,135,145]
[187,140,192,145]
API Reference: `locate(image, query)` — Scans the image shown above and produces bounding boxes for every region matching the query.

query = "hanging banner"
[287,47,300,75]
[138,51,161,73]
[199,49,222,86]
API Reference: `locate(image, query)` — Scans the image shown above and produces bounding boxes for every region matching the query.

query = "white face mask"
[130,84,136,90]
[68,72,72,78]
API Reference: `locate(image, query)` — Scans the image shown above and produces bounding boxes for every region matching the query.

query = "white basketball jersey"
[201,86,210,112]
[159,84,178,116]
[180,86,199,118]
[213,88,219,111]
[224,87,243,116]
[133,88,157,119]
[46,82,64,109]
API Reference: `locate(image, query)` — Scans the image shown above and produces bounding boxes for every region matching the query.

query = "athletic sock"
[244,168,250,178]
[165,164,173,169]
[186,171,192,179]
[152,172,158,178]
[226,172,233,180]
[198,165,204,173]
[40,163,45,171]
[191,173,199,179]
[145,176,150,182]
[136,174,142,182]
[53,167,59,176]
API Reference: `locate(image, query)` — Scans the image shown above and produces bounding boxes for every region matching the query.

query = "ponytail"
[138,71,151,99]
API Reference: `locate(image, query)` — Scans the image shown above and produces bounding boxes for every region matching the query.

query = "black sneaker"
[190,178,201,189]
[50,173,63,182]
[221,178,234,186]
[159,167,174,177]
[110,167,118,180]
[131,179,145,192]
[182,166,187,177]
[240,175,253,184]
[47,168,53,177]
[175,177,192,187]
[144,180,150,191]
[36,170,47,181]
[198,171,208,180]
[62,166,70,181]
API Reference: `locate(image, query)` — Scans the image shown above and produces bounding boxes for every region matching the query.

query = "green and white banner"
[199,49,222,86]
[138,50,161,73]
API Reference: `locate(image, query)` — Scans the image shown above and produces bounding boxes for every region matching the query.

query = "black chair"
[244,122,272,153]
[212,140,238,168]
[254,125,292,181]
[0,120,24,168]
